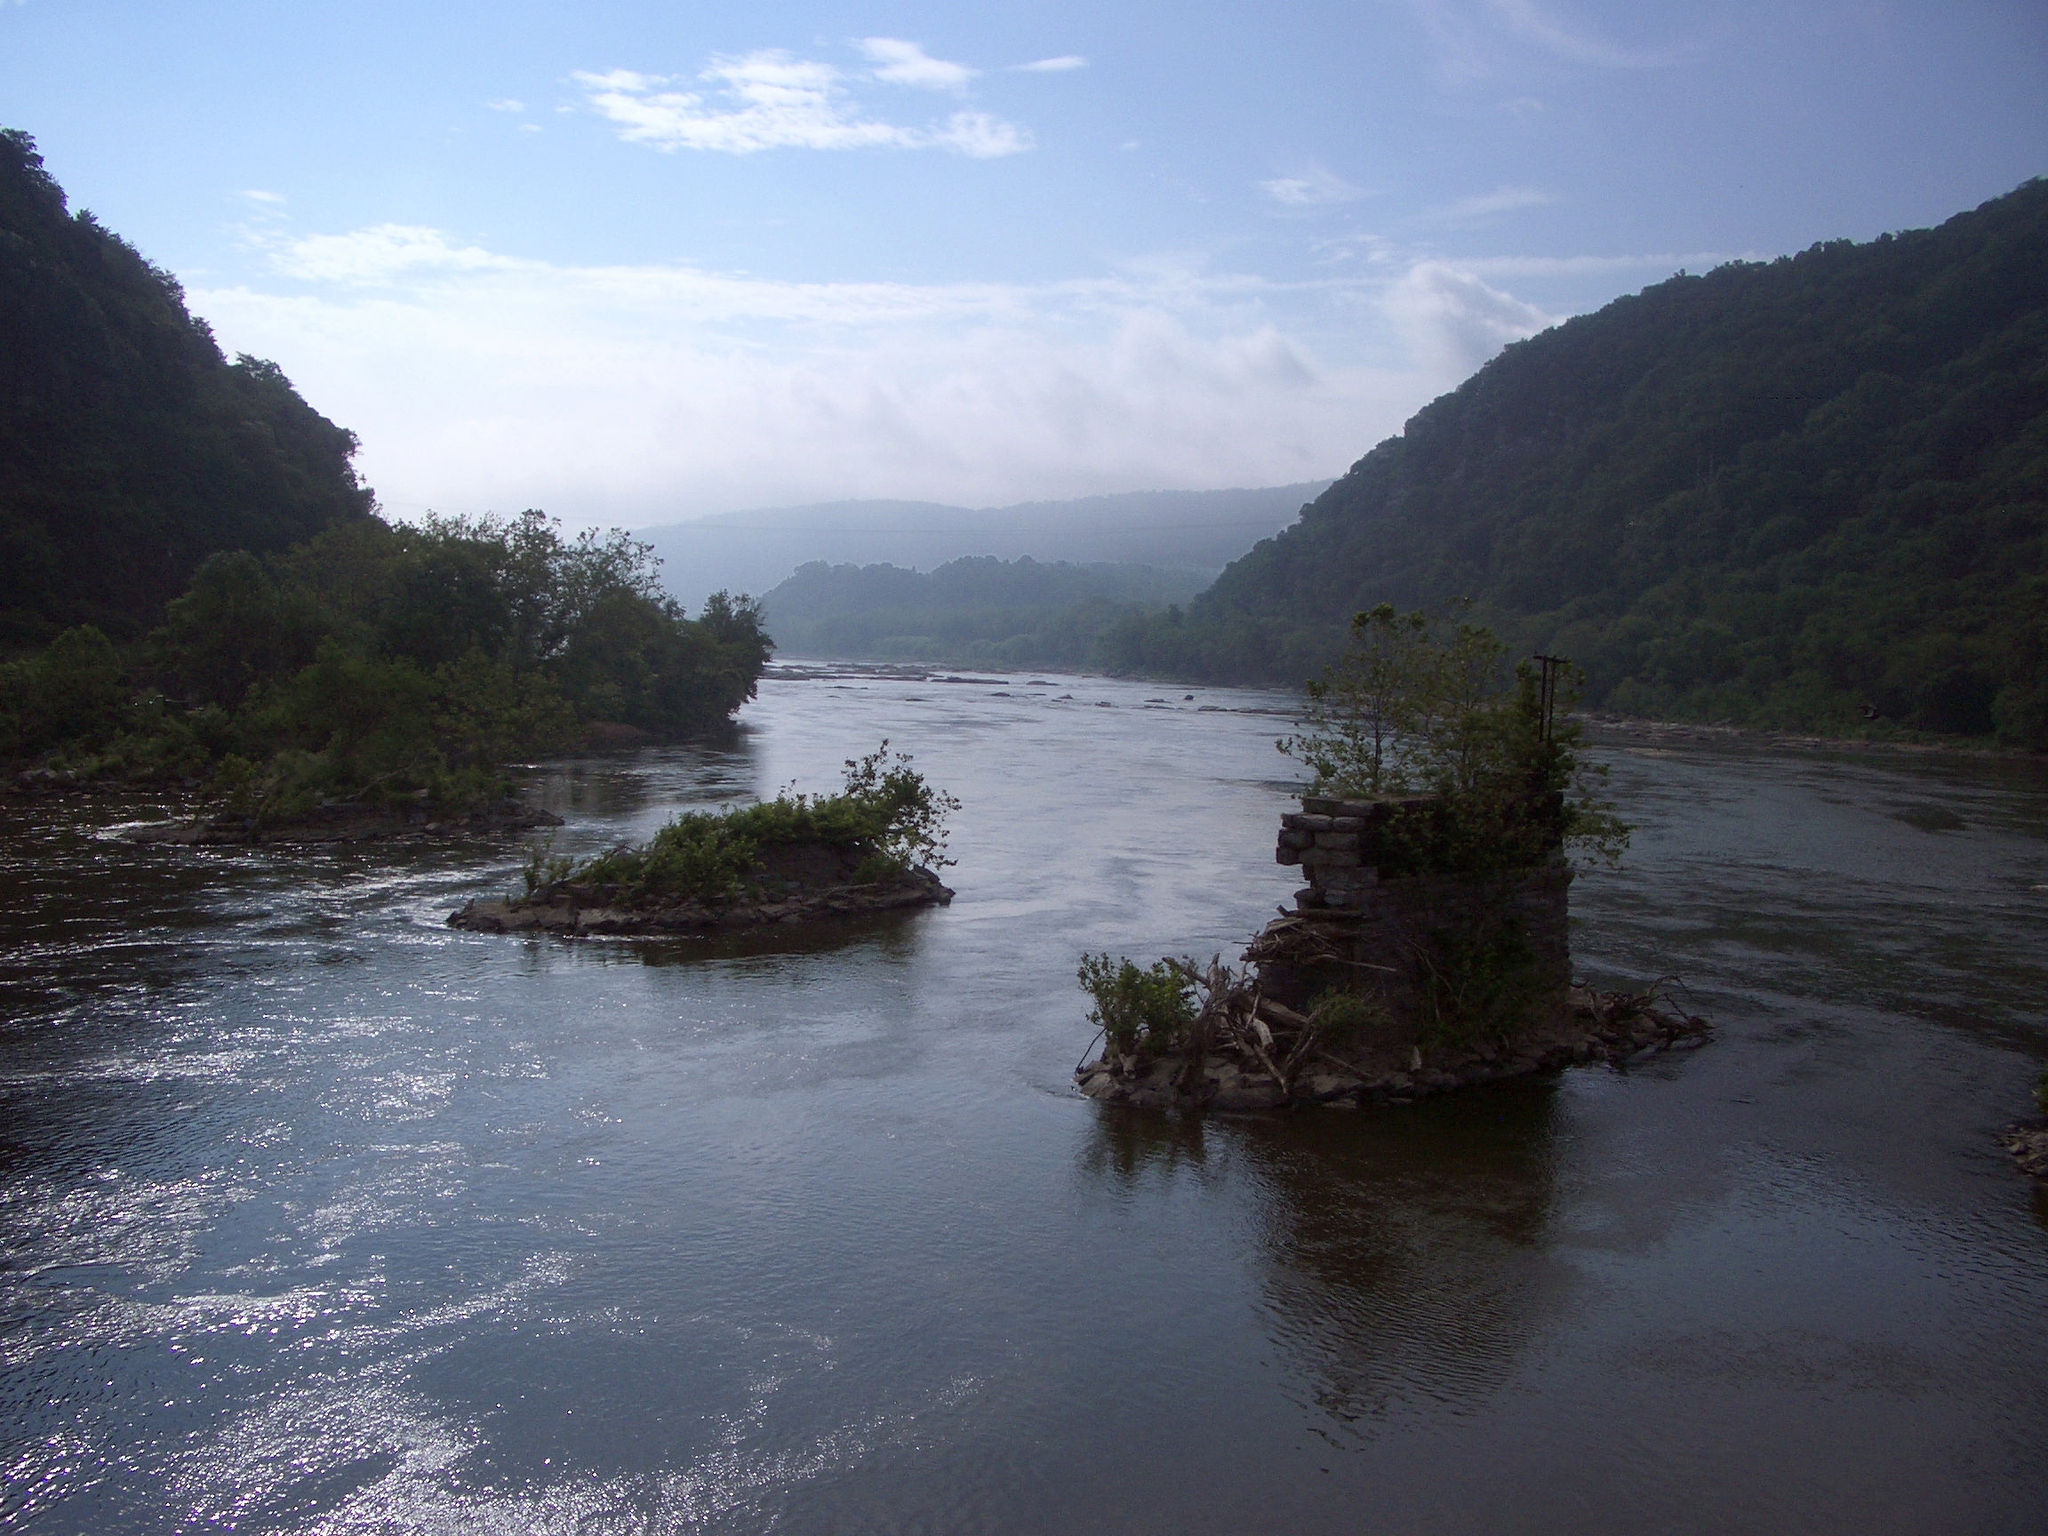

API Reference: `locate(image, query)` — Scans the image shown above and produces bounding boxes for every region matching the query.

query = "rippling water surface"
[3,668,2045,1534]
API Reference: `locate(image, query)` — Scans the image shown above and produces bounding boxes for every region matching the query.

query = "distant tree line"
[759,555,1206,668]
[1095,178,2048,748]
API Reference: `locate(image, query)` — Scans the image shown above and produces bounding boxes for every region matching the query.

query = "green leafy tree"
[1281,604,1628,869]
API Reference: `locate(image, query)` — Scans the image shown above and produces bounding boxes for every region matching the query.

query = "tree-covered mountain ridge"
[1098,177,2048,746]
[1,130,377,644]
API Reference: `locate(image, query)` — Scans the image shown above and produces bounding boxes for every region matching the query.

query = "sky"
[4,1,2045,528]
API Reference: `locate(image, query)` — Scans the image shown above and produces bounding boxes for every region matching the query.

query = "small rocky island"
[1076,611,1710,1113]
[1077,792,1709,1111]
[450,743,957,938]
[451,852,950,935]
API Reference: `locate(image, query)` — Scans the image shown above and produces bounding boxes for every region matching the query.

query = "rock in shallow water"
[448,863,953,937]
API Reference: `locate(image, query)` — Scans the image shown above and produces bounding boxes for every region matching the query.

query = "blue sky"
[5,1,2044,527]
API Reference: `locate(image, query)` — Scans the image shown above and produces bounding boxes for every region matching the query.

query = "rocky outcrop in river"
[1076,791,1712,1112]
[1077,981,1711,1111]
[448,850,952,936]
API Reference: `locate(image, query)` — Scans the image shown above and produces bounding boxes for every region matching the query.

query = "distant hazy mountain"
[758,555,1208,667]
[638,483,1329,612]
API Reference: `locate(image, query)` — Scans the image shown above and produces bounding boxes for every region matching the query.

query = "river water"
[3,667,2045,1534]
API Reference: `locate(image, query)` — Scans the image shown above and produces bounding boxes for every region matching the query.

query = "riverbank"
[1580,712,2040,760]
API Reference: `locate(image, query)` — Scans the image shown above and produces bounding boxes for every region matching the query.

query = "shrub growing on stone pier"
[1077,954,1196,1065]
[1279,602,1627,873]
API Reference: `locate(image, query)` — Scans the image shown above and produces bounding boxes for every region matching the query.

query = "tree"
[1281,604,1627,869]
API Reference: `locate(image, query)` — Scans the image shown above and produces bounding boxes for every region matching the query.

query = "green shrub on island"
[1,511,773,821]
[547,744,958,905]
[1077,954,1197,1063]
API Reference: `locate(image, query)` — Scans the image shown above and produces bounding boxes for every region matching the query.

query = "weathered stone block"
[1316,831,1360,851]
[1255,855,1575,1044]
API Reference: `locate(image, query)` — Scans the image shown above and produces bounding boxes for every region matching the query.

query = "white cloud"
[857,38,976,93]
[191,226,1543,523]
[1382,262,1554,377]
[1427,184,1552,223]
[266,224,521,285]
[1482,0,1676,69]
[487,98,525,113]
[1261,167,1366,207]
[929,112,1031,159]
[1014,55,1087,73]
[1407,0,1679,84]
[239,189,286,205]
[574,52,1028,157]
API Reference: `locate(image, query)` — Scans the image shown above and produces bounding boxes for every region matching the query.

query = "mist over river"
[3,666,2046,1534]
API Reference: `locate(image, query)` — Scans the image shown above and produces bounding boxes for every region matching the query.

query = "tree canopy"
[3,512,772,818]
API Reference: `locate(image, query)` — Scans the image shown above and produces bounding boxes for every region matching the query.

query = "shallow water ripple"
[2,672,2045,1533]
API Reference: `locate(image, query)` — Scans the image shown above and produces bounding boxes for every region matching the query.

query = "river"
[3,666,2045,1534]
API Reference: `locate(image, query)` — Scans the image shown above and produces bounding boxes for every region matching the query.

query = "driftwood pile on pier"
[1076,953,1709,1111]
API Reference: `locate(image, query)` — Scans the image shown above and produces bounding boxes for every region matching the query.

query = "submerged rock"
[130,798,562,846]
[2003,1124,2048,1182]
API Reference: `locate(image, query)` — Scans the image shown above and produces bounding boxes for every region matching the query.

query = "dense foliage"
[1,512,772,818]
[559,743,957,903]
[758,556,1205,668]
[1098,178,2048,746]
[1280,603,1627,871]
[1076,953,1197,1063]
[1,130,374,644]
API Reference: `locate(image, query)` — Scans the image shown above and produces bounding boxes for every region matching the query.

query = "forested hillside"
[760,556,1204,666]
[1099,178,2048,745]
[0,129,373,643]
